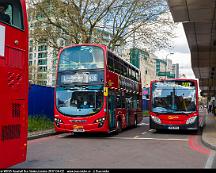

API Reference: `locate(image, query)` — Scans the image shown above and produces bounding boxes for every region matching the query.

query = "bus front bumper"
[150,117,199,130]
[54,122,110,133]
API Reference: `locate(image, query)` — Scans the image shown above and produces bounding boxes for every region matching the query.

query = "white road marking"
[141,132,147,135]
[205,150,216,168]
[137,123,149,126]
[134,136,139,138]
[109,136,188,141]
[148,129,154,132]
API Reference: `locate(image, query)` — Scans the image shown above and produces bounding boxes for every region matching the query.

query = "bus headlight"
[94,117,106,128]
[151,116,161,124]
[94,117,106,123]
[54,118,63,127]
[186,116,197,124]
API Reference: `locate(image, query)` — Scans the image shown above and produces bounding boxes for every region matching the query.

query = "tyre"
[149,117,153,129]
[116,119,122,134]
[134,116,137,128]
[195,125,203,135]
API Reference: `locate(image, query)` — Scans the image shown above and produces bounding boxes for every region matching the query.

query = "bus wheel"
[116,119,122,134]
[195,127,202,135]
[134,116,137,128]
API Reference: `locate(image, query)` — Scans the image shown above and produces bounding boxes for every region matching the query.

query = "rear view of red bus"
[149,79,205,132]
[0,0,28,168]
[54,44,142,134]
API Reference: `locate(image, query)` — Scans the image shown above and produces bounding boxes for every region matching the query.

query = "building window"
[38,59,47,65]
[38,52,47,59]
[38,73,47,79]
[29,53,33,60]
[38,45,47,51]
[38,66,47,72]
[30,40,33,46]
[38,81,47,86]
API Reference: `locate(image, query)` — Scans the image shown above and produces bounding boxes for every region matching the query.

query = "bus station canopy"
[167,0,216,97]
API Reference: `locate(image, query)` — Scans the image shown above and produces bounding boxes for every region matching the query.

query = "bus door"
[108,90,116,130]
[0,0,28,168]
[125,94,131,126]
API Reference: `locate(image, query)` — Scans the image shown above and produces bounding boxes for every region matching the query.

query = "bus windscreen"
[58,46,104,71]
[152,81,196,113]
[56,85,103,116]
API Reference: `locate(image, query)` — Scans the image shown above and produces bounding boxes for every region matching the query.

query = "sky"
[154,23,196,79]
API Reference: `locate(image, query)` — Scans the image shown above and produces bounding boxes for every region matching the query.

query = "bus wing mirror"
[104,87,108,97]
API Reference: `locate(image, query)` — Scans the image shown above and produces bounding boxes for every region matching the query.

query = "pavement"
[28,129,56,140]
[201,113,216,150]
[28,113,216,151]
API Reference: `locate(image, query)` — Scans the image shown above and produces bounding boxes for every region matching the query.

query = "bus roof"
[150,78,198,84]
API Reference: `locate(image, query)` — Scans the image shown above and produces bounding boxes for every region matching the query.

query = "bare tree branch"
[28,0,176,52]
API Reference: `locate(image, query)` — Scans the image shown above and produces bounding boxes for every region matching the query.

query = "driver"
[0,3,10,24]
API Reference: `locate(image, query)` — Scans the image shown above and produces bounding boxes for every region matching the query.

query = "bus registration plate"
[168,126,179,130]
[73,125,85,132]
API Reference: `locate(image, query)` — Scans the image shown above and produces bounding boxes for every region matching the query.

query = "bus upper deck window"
[0,1,24,30]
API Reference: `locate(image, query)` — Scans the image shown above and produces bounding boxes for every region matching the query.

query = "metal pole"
[165,52,174,79]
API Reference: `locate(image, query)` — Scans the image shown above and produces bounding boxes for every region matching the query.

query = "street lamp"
[165,52,174,79]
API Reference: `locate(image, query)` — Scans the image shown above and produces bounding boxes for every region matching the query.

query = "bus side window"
[116,92,122,108]
[123,63,127,77]
[108,53,114,71]
[114,59,119,73]
[122,92,126,108]
[128,68,132,79]
[3,2,24,30]
[126,94,132,109]
[127,65,130,78]
[135,71,139,81]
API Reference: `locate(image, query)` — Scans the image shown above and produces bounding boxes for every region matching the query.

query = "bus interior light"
[186,116,197,125]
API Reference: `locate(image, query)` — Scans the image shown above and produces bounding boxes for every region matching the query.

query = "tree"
[105,0,175,52]
[28,0,175,52]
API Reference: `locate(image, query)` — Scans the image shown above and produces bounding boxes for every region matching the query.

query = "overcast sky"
[154,23,196,79]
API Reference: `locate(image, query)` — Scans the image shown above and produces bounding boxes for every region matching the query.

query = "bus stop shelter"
[167,0,216,149]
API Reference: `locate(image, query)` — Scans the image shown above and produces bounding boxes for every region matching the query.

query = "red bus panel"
[0,0,28,168]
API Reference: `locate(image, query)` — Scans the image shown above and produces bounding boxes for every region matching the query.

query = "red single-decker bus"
[149,78,206,132]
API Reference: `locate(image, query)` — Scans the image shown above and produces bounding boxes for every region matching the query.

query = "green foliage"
[143,111,149,117]
[28,115,54,132]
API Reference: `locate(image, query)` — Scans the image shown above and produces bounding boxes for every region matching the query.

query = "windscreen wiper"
[174,111,196,115]
[57,85,79,90]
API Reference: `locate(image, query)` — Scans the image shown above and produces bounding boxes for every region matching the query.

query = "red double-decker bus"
[54,44,142,134]
[0,0,28,168]
[149,78,206,132]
